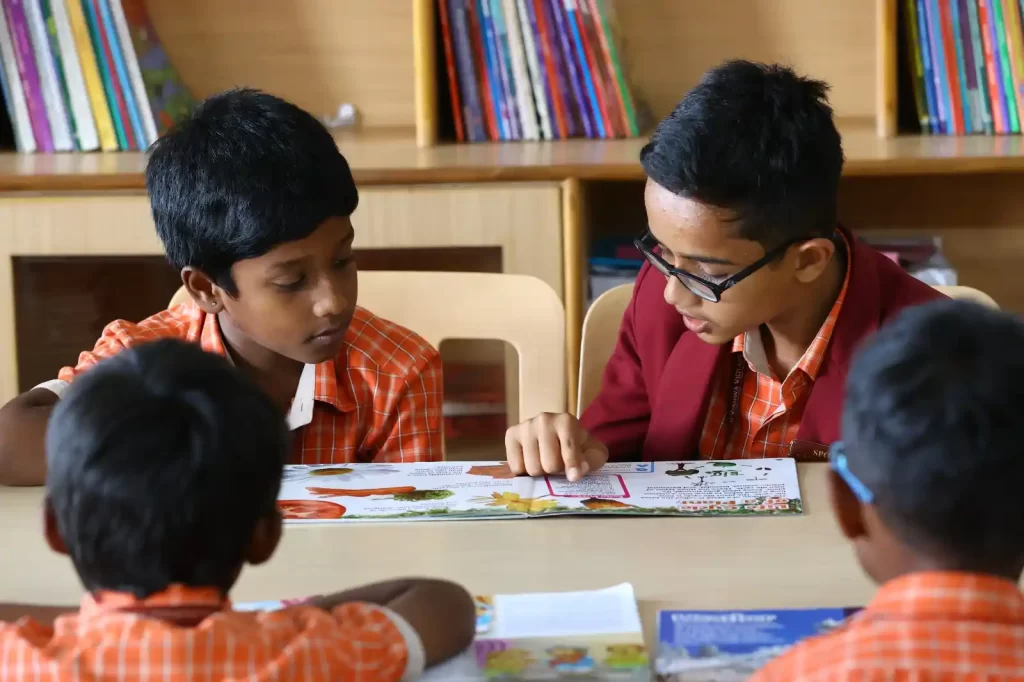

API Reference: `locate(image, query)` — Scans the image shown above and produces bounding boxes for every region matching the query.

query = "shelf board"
[2,123,1024,192]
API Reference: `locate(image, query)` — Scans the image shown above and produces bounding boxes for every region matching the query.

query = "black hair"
[146,88,359,294]
[45,339,288,597]
[843,299,1024,576]
[640,60,844,248]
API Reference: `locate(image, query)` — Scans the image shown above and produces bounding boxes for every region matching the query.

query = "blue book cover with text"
[656,607,861,681]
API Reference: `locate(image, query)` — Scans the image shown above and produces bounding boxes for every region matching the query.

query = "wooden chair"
[169,271,566,421]
[576,282,999,414]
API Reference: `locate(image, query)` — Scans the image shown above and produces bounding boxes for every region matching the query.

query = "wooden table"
[0,464,873,642]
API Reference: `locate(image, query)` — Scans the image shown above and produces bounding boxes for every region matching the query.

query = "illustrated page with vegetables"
[277,459,803,523]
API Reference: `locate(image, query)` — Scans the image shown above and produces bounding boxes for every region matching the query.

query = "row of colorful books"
[437,0,642,143]
[0,0,193,153]
[905,0,1024,134]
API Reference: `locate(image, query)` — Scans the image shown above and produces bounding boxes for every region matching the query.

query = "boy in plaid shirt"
[0,340,474,681]
[0,89,443,486]
[752,299,1024,681]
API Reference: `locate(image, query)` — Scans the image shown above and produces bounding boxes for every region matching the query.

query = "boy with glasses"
[505,60,940,479]
[751,298,1024,680]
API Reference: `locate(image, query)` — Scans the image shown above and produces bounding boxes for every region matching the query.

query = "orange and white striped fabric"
[0,586,416,681]
[56,303,443,464]
[699,235,851,459]
[750,572,1024,681]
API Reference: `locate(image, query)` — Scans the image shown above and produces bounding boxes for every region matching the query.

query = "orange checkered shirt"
[698,236,851,459]
[56,303,444,464]
[0,585,418,682]
[750,572,1024,681]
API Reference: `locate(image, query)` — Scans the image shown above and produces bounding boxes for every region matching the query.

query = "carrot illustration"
[580,498,634,510]
[305,486,417,498]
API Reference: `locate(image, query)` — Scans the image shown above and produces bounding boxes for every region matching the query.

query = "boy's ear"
[42,497,68,556]
[181,267,225,315]
[244,509,283,567]
[828,469,868,541]
[792,237,836,284]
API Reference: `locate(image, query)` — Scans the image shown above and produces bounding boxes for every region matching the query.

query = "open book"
[277,459,802,523]
[655,607,861,681]
[418,584,649,681]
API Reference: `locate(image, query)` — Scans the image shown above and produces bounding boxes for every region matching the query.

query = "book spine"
[564,0,604,137]
[438,0,466,142]
[923,0,951,133]
[478,0,510,139]
[24,0,72,149]
[517,0,552,139]
[574,0,613,136]
[904,0,929,132]
[954,0,981,132]
[992,0,1020,131]
[977,0,1008,132]
[452,0,488,141]
[591,0,637,136]
[85,0,127,148]
[500,0,538,140]
[5,0,52,150]
[110,0,155,146]
[526,0,563,138]
[466,0,498,140]
[915,0,940,132]
[48,0,97,149]
[965,0,994,132]
[0,0,35,150]
[97,0,143,147]
[539,0,575,136]
[490,0,523,139]
[1002,0,1024,126]
[40,0,79,148]
[942,0,966,133]
[64,0,114,149]
[549,0,590,136]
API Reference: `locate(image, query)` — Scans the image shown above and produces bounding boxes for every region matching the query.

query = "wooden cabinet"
[0,183,563,403]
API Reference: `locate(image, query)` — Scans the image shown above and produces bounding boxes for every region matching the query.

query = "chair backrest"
[575,282,999,414]
[577,284,634,414]
[932,285,999,308]
[169,271,566,419]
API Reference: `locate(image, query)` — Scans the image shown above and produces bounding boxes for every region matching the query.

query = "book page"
[490,583,642,638]
[277,462,538,523]
[525,459,803,517]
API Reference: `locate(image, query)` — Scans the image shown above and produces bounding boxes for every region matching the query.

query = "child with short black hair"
[506,61,942,476]
[751,299,1024,680]
[0,339,474,680]
[0,89,443,486]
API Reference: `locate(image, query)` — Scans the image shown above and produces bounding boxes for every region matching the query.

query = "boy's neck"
[217,313,304,410]
[761,252,846,378]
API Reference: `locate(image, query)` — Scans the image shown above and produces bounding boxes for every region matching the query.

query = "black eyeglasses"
[633,231,825,303]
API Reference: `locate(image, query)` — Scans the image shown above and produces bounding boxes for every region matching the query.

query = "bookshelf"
[1,0,1024,415]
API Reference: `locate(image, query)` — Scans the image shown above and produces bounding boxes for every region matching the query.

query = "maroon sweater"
[580,231,944,461]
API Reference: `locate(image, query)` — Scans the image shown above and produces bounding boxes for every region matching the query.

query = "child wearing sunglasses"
[751,299,1024,681]
[505,60,940,479]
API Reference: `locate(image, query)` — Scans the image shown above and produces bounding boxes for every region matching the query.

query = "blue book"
[96,0,145,149]
[656,608,862,680]
[949,0,974,132]
[478,0,510,139]
[966,0,994,133]
[915,0,939,133]
[489,0,521,139]
[450,0,487,142]
[924,0,952,134]
[564,0,604,138]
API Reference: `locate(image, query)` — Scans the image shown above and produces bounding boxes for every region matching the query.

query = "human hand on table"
[504,412,608,482]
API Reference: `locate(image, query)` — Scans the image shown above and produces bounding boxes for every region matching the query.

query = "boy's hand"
[505,412,608,482]
[0,388,58,486]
